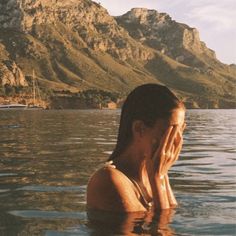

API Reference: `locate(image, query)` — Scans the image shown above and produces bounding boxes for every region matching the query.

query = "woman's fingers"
[174,147,181,163]
[165,126,178,153]
[152,126,173,172]
[153,126,173,160]
[174,137,183,162]
[153,124,185,174]
[174,126,182,146]
[167,146,175,170]
[161,126,174,153]
[155,123,185,175]
[166,128,183,169]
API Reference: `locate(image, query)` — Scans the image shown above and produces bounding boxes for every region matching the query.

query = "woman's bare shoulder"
[87,165,134,197]
[89,165,131,184]
[87,166,146,212]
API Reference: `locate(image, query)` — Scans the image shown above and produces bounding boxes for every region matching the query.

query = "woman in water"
[87,84,186,212]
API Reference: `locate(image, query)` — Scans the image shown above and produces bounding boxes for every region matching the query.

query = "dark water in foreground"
[0,109,235,236]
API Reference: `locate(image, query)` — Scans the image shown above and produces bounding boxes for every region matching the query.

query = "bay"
[0,109,235,235]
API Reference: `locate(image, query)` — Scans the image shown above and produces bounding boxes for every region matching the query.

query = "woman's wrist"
[148,172,170,209]
[155,174,165,181]
[164,174,178,207]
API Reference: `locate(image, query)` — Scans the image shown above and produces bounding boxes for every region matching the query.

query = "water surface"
[0,109,235,235]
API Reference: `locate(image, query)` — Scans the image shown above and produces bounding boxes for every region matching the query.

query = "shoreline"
[1,96,236,110]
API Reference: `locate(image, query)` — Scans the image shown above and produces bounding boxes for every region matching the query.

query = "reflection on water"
[0,109,235,235]
[87,209,176,236]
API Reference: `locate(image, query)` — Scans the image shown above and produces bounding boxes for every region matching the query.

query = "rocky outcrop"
[0,0,114,33]
[0,0,153,61]
[0,60,28,87]
[0,39,27,87]
[116,8,217,67]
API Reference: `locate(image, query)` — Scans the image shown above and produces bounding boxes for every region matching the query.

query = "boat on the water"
[27,104,44,110]
[0,104,28,110]
[1,70,45,110]
[27,69,44,110]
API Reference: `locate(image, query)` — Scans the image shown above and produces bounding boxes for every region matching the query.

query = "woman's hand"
[145,123,185,210]
[150,124,184,177]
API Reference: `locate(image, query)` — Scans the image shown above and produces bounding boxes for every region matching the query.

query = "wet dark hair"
[108,83,185,161]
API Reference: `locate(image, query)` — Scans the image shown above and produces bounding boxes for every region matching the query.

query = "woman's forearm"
[149,174,170,210]
[165,174,178,207]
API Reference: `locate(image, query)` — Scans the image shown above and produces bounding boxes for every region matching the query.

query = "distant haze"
[94,0,236,65]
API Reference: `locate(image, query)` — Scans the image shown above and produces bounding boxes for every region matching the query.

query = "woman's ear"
[132,120,146,138]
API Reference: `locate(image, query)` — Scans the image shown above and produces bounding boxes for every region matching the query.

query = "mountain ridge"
[0,0,235,108]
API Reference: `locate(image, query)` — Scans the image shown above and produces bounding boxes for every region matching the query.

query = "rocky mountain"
[0,0,235,108]
[116,8,217,66]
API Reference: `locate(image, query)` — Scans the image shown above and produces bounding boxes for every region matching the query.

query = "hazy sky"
[94,0,236,64]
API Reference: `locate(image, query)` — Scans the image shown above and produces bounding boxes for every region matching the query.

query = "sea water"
[0,109,235,235]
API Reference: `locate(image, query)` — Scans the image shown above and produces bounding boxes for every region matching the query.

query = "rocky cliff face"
[0,60,27,86]
[116,8,216,67]
[0,42,27,87]
[0,1,235,108]
[0,0,152,61]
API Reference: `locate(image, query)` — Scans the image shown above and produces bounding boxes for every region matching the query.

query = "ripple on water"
[0,173,18,177]
[92,137,106,141]
[0,189,10,193]
[8,210,86,219]
[0,124,23,129]
[103,151,112,155]
[16,185,86,193]
[96,142,116,145]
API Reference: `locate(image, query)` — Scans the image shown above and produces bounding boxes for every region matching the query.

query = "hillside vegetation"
[0,0,235,108]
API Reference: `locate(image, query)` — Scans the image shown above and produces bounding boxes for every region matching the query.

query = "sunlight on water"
[0,109,235,235]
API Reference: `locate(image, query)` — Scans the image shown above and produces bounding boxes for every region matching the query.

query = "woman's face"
[146,108,186,155]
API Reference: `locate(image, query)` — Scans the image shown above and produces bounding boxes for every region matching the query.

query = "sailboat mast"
[33,69,36,105]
